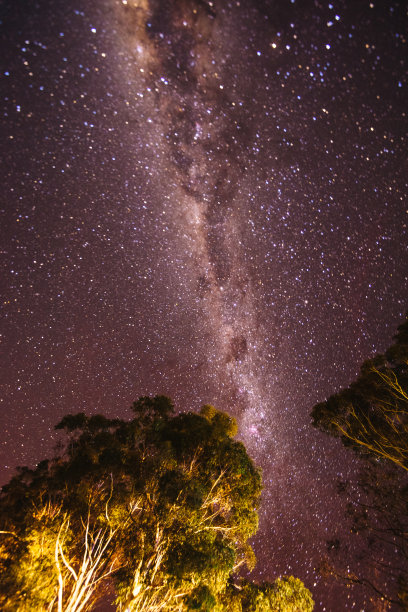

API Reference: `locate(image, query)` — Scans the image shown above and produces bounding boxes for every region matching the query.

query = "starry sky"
[1,0,407,609]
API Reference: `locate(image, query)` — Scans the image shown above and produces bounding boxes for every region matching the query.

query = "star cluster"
[1,0,407,608]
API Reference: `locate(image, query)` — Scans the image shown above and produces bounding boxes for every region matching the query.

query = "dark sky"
[1,0,407,609]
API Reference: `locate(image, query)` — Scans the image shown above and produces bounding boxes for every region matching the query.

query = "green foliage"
[266,576,315,611]
[0,396,313,610]
[311,313,408,608]
[0,397,270,611]
[311,313,408,470]
[218,576,314,611]
[201,404,238,438]
[185,585,217,611]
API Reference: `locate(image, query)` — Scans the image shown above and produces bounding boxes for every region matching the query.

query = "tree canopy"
[0,397,313,611]
[312,313,408,470]
[311,313,408,608]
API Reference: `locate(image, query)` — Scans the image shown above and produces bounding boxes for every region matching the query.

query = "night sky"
[1,0,407,609]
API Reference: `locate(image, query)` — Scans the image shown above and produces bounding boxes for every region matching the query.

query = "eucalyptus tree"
[0,396,312,611]
[312,314,408,608]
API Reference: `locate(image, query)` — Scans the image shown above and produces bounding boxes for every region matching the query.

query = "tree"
[0,397,313,611]
[220,576,314,611]
[312,313,408,470]
[311,313,408,609]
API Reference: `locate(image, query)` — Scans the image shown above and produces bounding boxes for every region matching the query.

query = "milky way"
[112,0,279,450]
[1,0,407,608]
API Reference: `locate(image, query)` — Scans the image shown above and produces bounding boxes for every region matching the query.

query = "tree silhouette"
[312,314,408,470]
[312,313,408,608]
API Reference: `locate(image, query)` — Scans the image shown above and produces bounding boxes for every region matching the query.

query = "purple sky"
[1,0,407,608]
